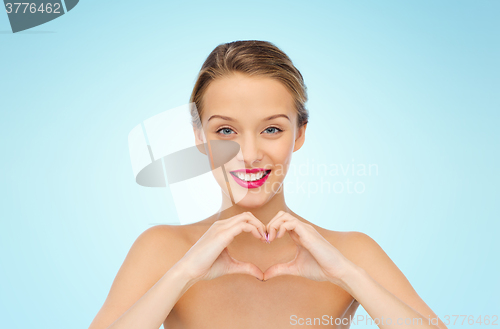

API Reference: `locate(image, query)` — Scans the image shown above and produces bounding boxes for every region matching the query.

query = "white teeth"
[233,171,268,182]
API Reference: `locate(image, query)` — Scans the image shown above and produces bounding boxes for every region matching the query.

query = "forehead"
[201,72,296,123]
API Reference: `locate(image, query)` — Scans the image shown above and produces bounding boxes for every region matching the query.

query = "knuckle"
[237,213,249,221]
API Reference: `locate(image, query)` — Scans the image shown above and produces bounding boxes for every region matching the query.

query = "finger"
[268,213,298,242]
[241,212,267,240]
[271,217,312,244]
[276,222,321,252]
[266,210,286,231]
[263,259,298,281]
[225,212,267,241]
[275,221,298,239]
[227,254,264,280]
[287,230,301,244]
[266,211,288,241]
[216,213,264,242]
[228,222,266,243]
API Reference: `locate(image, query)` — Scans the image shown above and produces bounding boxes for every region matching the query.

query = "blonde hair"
[190,40,308,128]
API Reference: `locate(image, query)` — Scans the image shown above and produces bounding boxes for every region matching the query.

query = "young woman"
[89,40,448,329]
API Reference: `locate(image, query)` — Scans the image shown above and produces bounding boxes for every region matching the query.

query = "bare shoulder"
[87,225,190,329]
[316,228,447,328]
[134,224,192,264]
[317,228,390,269]
[112,223,187,280]
[137,224,189,248]
[306,225,392,275]
[322,229,412,287]
[116,223,208,289]
[110,224,191,287]
[144,217,216,251]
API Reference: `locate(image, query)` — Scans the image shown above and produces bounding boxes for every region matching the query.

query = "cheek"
[273,134,295,155]
[265,136,295,169]
[272,146,292,163]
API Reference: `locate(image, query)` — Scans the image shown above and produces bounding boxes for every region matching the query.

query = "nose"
[235,134,262,167]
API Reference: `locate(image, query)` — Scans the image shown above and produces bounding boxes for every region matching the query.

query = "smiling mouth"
[229,169,272,188]
[230,169,271,181]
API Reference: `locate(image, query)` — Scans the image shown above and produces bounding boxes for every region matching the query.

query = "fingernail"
[256,277,263,281]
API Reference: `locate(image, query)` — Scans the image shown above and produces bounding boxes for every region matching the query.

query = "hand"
[263,211,356,286]
[177,212,267,282]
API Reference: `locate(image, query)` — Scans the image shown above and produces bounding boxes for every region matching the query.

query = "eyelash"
[216,126,283,136]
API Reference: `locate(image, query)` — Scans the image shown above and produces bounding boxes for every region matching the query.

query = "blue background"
[1,1,498,328]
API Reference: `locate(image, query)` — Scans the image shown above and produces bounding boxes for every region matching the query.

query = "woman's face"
[194,72,306,208]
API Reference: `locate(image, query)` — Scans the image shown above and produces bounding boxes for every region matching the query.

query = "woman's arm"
[88,212,268,329]
[102,263,196,329]
[87,226,196,329]
[337,231,448,329]
[264,212,448,329]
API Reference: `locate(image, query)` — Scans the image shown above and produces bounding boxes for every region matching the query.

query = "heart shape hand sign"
[179,211,356,285]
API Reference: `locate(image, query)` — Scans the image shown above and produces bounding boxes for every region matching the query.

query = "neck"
[216,186,291,226]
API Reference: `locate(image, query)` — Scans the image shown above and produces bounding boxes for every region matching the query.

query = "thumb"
[222,248,264,280]
[263,260,297,281]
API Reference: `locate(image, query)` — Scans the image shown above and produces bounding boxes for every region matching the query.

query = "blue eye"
[217,127,235,135]
[263,127,283,134]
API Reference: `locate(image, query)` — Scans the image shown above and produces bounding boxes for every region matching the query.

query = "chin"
[234,195,267,209]
[233,186,278,209]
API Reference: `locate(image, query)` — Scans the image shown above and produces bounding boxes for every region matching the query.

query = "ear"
[293,123,307,152]
[193,126,208,155]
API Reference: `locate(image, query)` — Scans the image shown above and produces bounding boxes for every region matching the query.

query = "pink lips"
[229,168,271,189]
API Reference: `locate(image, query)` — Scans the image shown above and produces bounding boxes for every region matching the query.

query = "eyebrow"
[207,114,290,122]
